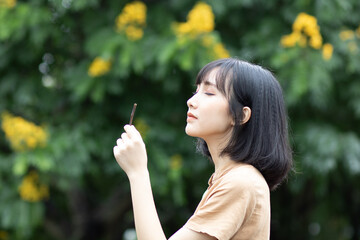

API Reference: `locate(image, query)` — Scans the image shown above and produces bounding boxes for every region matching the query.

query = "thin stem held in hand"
[129,103,137,125]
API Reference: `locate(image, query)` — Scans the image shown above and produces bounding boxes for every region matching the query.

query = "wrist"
[127,169,150,182]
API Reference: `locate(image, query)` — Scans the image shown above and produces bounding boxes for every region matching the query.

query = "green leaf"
[158,40,178,64]
[13,154,29,176]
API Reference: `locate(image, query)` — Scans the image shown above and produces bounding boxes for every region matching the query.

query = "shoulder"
[217,164,269,195]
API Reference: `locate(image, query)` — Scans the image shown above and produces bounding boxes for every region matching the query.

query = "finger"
[124,124,141,139]
[116,138,123,146]
[113,146,119,157]
[121,132,130,143]
[124,125,135,139]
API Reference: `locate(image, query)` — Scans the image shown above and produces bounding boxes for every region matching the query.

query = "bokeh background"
[1,0,360,239]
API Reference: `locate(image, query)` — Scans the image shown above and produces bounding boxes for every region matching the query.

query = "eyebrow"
[202,80,216,87]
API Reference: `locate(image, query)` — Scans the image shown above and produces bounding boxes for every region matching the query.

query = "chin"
[185,125,198,137]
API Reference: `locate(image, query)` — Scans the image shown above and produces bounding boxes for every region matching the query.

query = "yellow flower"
[0,0,16,8]
[115,1,146,41]
[174,2,214,37]
[339,30,355,41]
[125,25,144,41]
[281,31,305,48]
[280,33,295,48]
[298,34,307,47]
[293,13,316,33]
[200,34,230,60]
[281,32,294,47]
[88,57,111,77]
[170,154,182,171]
[175,22,193,36]
[1,112,47,152]
[322,43,333,60]
[304,24,320,37]
[122,2,146,25]
[173,3,228,59]
[187,2,214,33]
[283,12,323,50]
[293,13,320,37]
[26,136,37,148]
[213,43,230,59]
[309,34,322,49]
[18,171,49,202]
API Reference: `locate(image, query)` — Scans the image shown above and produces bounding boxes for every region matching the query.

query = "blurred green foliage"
[0,0,360,239]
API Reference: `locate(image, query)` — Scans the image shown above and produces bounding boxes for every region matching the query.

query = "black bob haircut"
[195,58,293,190]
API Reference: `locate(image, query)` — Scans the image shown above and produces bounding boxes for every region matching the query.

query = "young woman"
[113,58,293,240]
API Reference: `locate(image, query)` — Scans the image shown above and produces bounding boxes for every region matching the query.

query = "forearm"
[128,171,167,240]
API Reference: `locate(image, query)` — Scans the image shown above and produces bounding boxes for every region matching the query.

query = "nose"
[187,93,197,109]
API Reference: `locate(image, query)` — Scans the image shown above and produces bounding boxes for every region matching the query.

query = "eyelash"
[192,92,214,96]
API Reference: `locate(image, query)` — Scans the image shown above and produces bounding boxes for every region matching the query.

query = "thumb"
[124,124,143,139]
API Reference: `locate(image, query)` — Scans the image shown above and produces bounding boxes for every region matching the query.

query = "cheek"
[213,111,233,130]
[212,102,232,122]
[203,103,232,129]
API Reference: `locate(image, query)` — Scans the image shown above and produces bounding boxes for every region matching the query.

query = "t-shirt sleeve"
[184,177,256,240]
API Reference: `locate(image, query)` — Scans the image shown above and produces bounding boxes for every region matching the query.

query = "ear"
[241,107,251,124]
[231,117,235,126]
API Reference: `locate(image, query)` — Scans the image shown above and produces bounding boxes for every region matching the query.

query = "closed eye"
[205,93,215,96]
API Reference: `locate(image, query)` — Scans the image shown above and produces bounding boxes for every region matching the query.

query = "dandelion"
[174,2,214,37]
[170,154,183,171]
[1,112,47,152]
[0,0,16,8]
[18,171,49,202]
[322,43,333,60]
[88,57,111,77]
[115,1,146,41]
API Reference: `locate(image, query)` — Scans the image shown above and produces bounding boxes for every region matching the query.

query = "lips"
[187,112,197,119]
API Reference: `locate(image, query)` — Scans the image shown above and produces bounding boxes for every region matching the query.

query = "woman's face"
[185,70,234,143]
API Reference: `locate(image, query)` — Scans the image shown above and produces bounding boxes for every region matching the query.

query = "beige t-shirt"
[184,162,270,240]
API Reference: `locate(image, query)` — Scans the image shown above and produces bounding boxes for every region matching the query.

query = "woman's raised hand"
[113,125,148,179]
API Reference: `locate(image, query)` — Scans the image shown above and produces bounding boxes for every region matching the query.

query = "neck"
[205,137,233,172]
